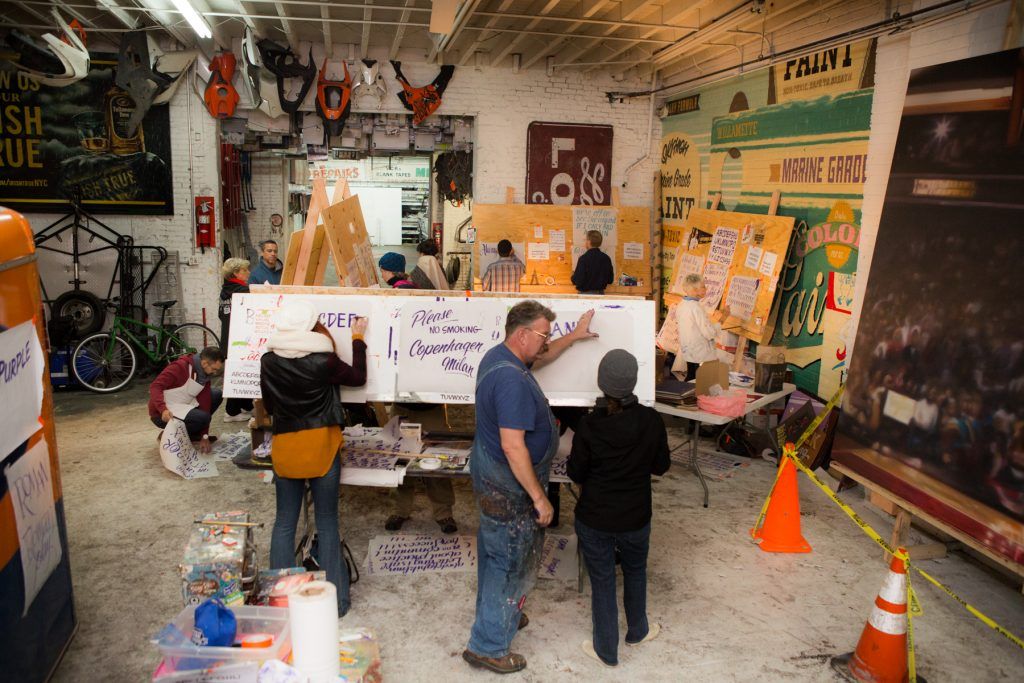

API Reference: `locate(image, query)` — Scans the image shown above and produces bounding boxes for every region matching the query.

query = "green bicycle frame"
[108,316,187,363]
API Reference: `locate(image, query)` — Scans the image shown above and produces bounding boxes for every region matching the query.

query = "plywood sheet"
[667,208,794,343]
[321,195,381,288]
[472,203,652,297]
[280,228,304,285]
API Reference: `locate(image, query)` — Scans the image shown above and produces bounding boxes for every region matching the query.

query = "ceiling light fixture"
[169,0,212,39]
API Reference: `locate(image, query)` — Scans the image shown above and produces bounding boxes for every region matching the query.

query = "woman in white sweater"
[671,274,730,380]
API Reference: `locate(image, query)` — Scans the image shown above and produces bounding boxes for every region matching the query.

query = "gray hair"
[505,300,556,337]
[682,273,704,290]
[221,258,251,279]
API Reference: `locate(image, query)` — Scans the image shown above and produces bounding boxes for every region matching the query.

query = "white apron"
[163,368,205,419]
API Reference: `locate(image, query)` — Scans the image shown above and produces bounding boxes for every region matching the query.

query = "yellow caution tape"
[791,385,846,452]
[781,446,1024,653]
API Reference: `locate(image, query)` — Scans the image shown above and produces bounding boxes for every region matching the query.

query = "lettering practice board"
[472,203,652,296]
[224,292,656,405]
[667,208,795,343]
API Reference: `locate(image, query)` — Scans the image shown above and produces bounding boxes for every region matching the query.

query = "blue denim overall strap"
[467,358,558,658]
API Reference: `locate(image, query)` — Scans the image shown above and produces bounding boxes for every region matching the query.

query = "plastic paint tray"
[151,604,291,671]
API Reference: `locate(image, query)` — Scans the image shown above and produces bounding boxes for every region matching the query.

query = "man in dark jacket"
[149,347,226,451]
[249,240,283,285]
[219,258,253,421]
[571,230,614,294]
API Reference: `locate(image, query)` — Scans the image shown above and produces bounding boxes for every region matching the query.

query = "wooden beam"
[457,0,515,67]
[389,0,417,59]
[361,0,372,58]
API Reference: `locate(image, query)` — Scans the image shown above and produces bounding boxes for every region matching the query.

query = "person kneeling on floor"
[149,346,226,452]
[568,349,670,667]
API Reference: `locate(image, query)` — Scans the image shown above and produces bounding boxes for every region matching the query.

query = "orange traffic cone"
[831,548,925,682]
[750,455,811,553]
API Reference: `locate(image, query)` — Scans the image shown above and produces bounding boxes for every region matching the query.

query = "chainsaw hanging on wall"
[390,61,455,125]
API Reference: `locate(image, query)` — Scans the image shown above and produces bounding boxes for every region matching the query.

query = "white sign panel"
[159,419,219,479]
[571,207,618,268]
[225,293,656,406]
[0,321,44,462]
[397,300,505,402]
[5,440,61,614]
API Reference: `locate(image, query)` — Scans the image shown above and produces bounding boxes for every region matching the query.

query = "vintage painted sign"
[526,122,612,206]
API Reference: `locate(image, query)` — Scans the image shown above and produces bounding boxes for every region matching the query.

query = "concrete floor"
[50,383,1023,681]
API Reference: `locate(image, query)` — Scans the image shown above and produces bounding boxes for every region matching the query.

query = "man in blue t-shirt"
[464,301,597,674]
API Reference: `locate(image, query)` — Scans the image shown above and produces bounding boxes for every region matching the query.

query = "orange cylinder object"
[0,207,77,681]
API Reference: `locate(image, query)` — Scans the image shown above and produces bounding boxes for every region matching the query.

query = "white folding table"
[655,383,796,507]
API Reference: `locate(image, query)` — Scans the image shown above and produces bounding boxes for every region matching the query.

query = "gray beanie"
[598,349,638,399]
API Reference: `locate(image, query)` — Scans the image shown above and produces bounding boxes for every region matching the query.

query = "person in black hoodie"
[219,258,253,420]
[568,349,670,667]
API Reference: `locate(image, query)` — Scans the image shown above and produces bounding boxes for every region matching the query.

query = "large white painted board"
[224,293,655,406]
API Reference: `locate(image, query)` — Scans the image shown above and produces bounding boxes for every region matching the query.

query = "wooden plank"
[709,193,722,210]
[831,461,1024,579]
[666,208,795,343]
[768,189,781,216]
[301,224,327,286]
[331,177,352,203]
[280,229,304,285]
[304,177,330,233]
[321,195,380,288]
[505,186,515,204]
[472,203,652,297]
[888,508,912,562]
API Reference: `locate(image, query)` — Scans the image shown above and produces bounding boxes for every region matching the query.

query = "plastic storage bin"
[151,604,291,673]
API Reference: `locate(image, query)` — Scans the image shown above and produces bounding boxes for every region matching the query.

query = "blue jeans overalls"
[467,360,557,658]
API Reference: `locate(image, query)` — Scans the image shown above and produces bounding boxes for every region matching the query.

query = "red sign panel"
[525,122,613,206]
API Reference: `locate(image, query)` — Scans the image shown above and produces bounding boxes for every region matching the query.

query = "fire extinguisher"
[432,222,442,254]
[195,196,216,253]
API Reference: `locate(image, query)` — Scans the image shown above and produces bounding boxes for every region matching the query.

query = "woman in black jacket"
[568,349,670,667]
[260,299,367,616]
[219,258,253,420]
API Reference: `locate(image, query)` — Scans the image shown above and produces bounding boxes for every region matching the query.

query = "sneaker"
[580,640,616,667]
[437,517,458,534]
[224,410,253,423]
[626,622,661,645]
[384,515,409,531]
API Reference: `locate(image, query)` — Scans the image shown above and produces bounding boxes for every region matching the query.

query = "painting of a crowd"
[841,48,1024,523]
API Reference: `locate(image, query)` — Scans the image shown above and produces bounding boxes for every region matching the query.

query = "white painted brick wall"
[848,0,1013,358]
[29,83,222,329]
[244,156,287,250]
[27,57,660,323]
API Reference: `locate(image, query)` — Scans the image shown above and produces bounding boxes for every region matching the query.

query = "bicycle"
[71,299,220,393]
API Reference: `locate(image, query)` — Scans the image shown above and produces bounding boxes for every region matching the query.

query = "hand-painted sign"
[526,122,612,206]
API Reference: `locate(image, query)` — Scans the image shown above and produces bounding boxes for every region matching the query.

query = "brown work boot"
[462,649,527,674]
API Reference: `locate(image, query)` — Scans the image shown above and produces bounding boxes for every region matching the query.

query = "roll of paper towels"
[288,580,339,682]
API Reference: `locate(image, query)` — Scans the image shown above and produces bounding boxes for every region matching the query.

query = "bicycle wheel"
[164,323,220,358]
[71,332,137,393]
